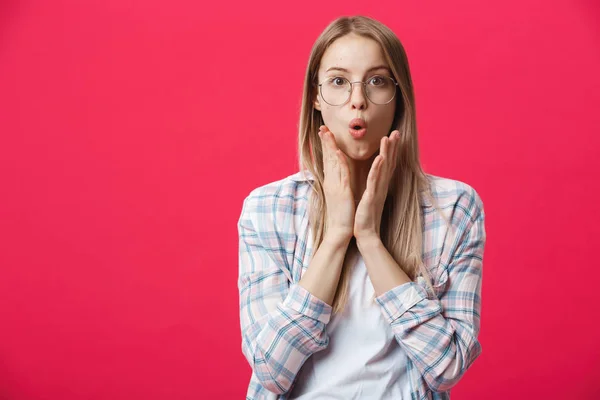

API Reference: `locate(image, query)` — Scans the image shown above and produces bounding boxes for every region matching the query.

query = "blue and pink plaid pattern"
[238,170,486,399]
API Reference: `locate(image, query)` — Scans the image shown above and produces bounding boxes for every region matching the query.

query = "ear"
[314,94,322,111]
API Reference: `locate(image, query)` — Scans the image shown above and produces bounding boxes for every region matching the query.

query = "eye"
[368,75,386,86]
[330,77,346,86]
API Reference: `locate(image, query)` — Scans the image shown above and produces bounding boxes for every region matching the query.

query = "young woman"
[237,15,486,400]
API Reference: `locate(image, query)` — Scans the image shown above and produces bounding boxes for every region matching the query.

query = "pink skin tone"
[318,125,400,242]
[314,32,397,201]
[315,33,401,240]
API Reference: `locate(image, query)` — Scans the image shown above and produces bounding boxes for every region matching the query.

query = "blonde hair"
[297,15,440,313]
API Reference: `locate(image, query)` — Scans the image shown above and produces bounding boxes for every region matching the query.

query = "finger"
[326,131,341,181]
[318,129,332,178]
[321,129,340,181]
[390,130,400,170]
[337,149,350,187]
[324,130,341,161]
[384,132,395,173]
[318,129,327,158]
[376,153,385,194]
[324,128,339,151]
[389,131,400,193]
[387,132,395,167]
[380,136,388,164]
[366,155,381,197]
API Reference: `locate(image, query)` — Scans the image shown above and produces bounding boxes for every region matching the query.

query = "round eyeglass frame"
[317,75,400,106]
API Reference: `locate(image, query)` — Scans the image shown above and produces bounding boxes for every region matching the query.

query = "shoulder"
[424,173,485,225]
[239,170,314,223]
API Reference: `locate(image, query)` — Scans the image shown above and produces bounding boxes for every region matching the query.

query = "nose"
[349,81,367,110]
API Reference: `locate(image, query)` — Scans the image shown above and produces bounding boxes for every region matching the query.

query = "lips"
[348,118,367,139]
[349,118,366,130]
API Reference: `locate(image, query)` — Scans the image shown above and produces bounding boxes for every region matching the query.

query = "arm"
[238,194,349,394]
[298,233,350,305]
[360,191,486,393]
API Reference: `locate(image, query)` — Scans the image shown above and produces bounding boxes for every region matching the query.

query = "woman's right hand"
[318,125,355,244]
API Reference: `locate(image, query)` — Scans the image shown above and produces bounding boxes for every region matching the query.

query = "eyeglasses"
[317,75,399,106]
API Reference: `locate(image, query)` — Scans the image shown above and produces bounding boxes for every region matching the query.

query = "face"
[314,33,396,161]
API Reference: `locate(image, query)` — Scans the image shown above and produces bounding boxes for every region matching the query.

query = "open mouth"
[349,118,366,130]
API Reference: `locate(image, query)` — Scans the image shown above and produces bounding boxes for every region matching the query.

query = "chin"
[346,146,378,161]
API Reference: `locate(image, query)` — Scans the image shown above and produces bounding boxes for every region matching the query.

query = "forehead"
[319,34,388,73]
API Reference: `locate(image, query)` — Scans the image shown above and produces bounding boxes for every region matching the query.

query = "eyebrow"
[325,65,391,74]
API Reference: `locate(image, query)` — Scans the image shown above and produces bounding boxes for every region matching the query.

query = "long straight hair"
[298,16,440,313]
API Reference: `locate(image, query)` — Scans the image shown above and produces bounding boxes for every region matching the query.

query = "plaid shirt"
[237,170,486,400]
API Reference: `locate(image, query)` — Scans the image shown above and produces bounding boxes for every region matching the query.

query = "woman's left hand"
[354,130,401,242]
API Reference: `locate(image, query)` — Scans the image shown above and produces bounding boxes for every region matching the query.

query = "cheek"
[320,105,334,118]
[319,107,342,129]
[372,107,396,132]
[387,105,397,125]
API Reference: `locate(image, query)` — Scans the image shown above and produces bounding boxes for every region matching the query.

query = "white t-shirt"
[288,251,412,399]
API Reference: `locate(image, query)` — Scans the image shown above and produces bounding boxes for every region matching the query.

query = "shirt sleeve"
[237,192,332,395]
[375,188,486,393]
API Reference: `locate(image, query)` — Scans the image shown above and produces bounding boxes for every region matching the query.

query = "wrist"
[322,232,352,249]
[356,234,383,252]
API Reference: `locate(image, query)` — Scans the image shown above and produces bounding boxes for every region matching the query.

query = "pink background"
[1,0,599,398]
